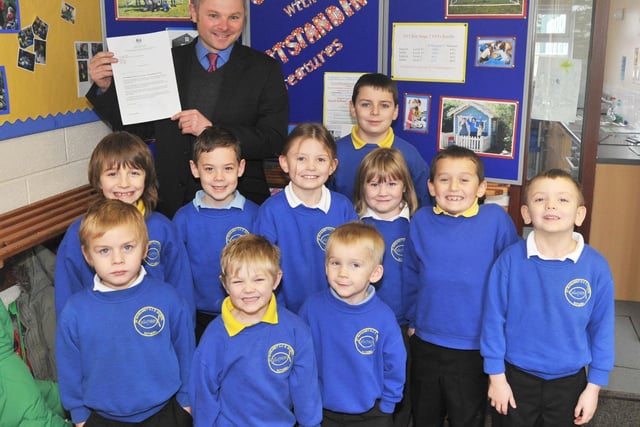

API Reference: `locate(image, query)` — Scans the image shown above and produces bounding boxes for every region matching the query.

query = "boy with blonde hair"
[189,234,322,427]
[56,199,194,427]
[299,222,406,427]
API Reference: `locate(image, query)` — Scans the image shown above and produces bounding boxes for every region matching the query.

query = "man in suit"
[87,0,289,217]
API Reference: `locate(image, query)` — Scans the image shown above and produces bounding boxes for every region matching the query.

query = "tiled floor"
[606,300,640,395]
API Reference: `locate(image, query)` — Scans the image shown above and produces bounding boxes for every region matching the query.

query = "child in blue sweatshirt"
[481,169,615,426]
[353,147,419,427]
[255,123,357,313]
[402,145,518,427]
[56,199,194,426]
[189,234,322,427]
[173,126,259,341]
[54,132,194,317]
[329,73,430,207]
[299,222,406,427]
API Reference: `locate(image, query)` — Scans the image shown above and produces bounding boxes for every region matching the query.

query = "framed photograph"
[445,0,527,19]
[0,66,9,115]
[475,37,515,68]
[403,93,431,133]
[438,96,518,159]
[0,0,20,33]
[114,0,192,21]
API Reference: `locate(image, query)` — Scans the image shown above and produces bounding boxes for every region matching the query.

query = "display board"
[389,0,530,183]
[248,0,381,126]
[0,0,103,139]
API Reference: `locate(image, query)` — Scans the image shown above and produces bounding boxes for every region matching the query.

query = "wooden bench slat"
[0,185,99,267]
[0,188,95,229]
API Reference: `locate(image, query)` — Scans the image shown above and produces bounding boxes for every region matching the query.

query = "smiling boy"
[173,126,259,341]
[481,169,615,426]
[402,145,519,426]
[189,234,322,427]
[330,73,430,207]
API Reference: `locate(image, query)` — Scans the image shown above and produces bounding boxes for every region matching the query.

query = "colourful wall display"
[248,0,381,125]
[0,0,103,138]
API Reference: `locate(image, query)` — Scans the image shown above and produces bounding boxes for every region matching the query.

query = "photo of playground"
[438,96,518,158]
[445,0,527,18]
[115,0,190,20]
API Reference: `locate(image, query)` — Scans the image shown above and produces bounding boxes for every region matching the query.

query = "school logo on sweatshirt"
[354,328,379,355]
[133,306,165,336]
[564,279,592,307]
[145,240,161,267]
[316,227,335,252]
[390,238,405,262]
[226,227,250,243]
[268,343,294,374]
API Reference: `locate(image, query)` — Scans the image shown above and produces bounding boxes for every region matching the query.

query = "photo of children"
[32,16,48,40]
[115,0,190,21]
[439,96,518,158]
[0,66,8,113]
[0,0,18,31]
[34,39,46,65]
[446,0,526,18]
[476,37,515,68]
[17,48,35,72]
[403,93,430,133]
[17,25,33,49]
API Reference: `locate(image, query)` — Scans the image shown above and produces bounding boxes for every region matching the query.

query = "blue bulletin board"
[248,0,381,125]
[388,0,530,183]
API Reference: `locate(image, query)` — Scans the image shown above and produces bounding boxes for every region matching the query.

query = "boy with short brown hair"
[481,169,615,426]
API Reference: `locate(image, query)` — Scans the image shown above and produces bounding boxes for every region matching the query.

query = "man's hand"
[172,109,213,137]
[88,51,118,91]
[488,373,517,415]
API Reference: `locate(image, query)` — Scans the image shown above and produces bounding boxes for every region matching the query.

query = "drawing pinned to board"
[115,0,191,21]
[0,66,9,114]
[475,37,515,68]
[0,0,19,32]
[438,96,518,159]
[445,0,527,19]
[61,1,76,24]
[403,93,431,134]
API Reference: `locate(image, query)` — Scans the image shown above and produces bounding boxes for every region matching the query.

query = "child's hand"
[574,382,600,425]
[172,110,213,137]
[182,406,192,414]
[407,327,415,337]
[488,373,516,415]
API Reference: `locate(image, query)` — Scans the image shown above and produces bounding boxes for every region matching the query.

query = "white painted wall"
[0,120,110,214]
[603,0,640,126]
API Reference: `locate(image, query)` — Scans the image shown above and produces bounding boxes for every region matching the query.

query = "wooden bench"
[0,185,100,268]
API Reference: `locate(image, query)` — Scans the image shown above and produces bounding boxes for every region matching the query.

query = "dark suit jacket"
[87,40,289,217]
